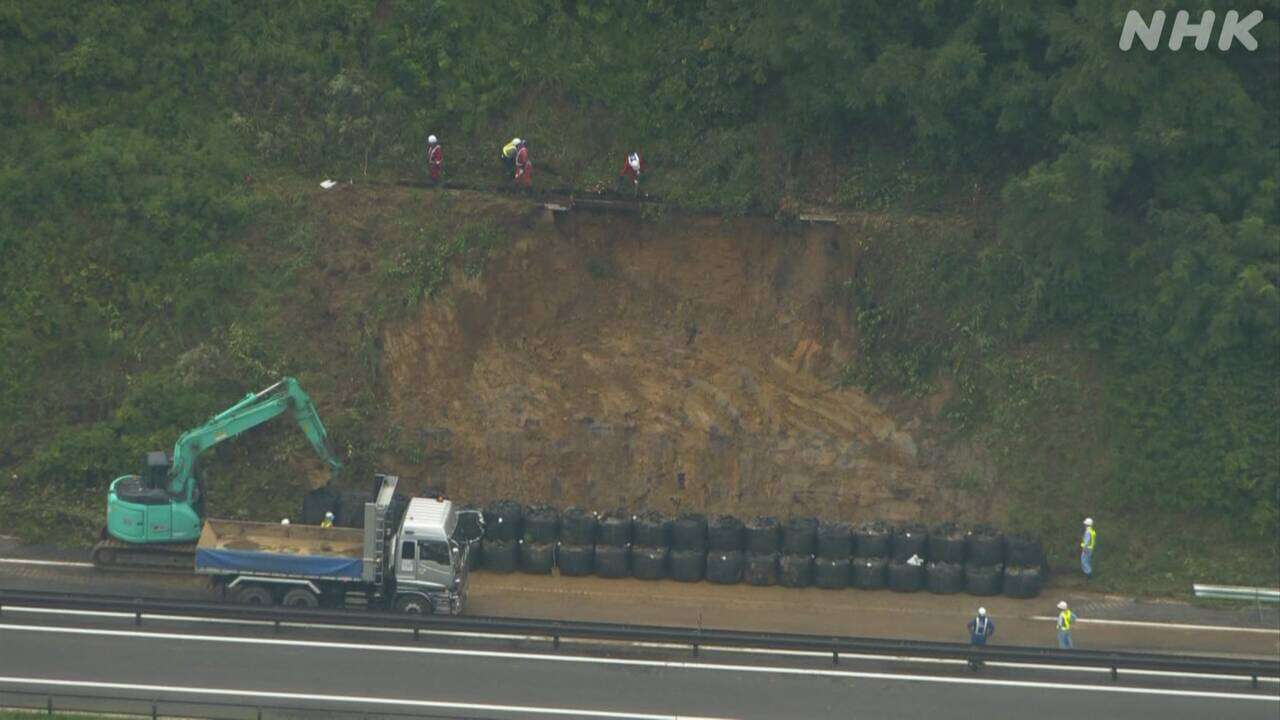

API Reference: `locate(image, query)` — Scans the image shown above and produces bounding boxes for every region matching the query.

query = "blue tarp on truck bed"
[195,547,362,579]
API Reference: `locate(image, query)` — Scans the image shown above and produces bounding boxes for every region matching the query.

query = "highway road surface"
[0,605,1275,719]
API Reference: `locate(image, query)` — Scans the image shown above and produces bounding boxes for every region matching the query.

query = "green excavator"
[92,377,342,570]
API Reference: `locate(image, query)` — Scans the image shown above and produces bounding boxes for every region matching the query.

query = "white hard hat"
[325,511,334,519]
[1057,601,1068,610]
[978,607,987,616]
[629,152,639,162]
[1084,517,1093,526]
[428,134,438,144]
[281,518,290,525]
[513,137,522,145]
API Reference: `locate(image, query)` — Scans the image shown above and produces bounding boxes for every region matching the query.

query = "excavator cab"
[113,452,173,505]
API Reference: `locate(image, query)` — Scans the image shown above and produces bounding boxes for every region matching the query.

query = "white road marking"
[1,623,1275,701]
[5,606,1277,684]
[1030,616,1280,635]
[0,676,734,719]
[0,558,94,568]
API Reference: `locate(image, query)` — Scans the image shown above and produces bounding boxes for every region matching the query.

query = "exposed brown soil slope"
[380,201,992,522]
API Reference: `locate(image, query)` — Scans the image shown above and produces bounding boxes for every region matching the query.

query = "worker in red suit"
[619,151,643,195]
[426,134,443,186]
[514,139,532,192]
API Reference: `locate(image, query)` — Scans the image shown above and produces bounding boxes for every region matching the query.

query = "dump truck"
[194,475,482,614]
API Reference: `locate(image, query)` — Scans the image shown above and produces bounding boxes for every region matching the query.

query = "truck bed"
[194,519,366,580]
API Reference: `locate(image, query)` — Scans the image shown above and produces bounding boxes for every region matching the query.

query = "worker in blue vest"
[1080,518,1096,579]
[966,606,995,670]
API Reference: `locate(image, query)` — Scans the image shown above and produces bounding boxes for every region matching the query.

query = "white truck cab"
[391,497,482,615]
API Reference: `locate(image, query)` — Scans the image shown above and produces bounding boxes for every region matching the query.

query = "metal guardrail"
[1,588,1277,686]
[1194,584,1280,603]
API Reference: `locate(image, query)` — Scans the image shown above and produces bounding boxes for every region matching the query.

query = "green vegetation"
[1,2,1276,592]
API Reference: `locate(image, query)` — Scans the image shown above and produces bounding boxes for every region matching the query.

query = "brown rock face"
[383,212,976,522]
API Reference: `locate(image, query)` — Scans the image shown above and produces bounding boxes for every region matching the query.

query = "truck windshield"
[419,541,450,564]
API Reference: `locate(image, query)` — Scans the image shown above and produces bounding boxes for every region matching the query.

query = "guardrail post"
[257,707,262,720]
[1110,666,1118,682]
[832,650,839,666]
[413,624,420,641]
[46,695,52,715]
[1253,675,1259,689]
[274,618,281,634]
[134,599,142,627]
[151,701,158,720]
[553,633,561,650]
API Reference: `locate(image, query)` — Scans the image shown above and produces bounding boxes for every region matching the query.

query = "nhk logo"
[1120,9,1264,51]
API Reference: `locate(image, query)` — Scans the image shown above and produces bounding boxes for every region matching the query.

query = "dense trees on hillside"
[1,1,1276,546]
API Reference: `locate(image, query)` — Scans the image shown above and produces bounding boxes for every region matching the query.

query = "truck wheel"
[234,585,275,606]
[395,594,432,615]
[281,587,319,608]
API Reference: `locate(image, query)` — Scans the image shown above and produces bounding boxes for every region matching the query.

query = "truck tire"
[745,517,780,554]
[1005,534,1044,567]
[560,507,598,546]
[891,523,928,563]
[707,514,744,551]
[965,526,1005,566]
[632,511,671,548]
[778,554,813,588]
[395,594,432,615]
[593,544,629,578]
[669,548,706,582]
[234,585,275,606]
[596,512,632,547]
[631,546,668,580]
[519,540,555,574]
[928,522,967,564]
[1002,565,1043,599]
[744,552,778,586]
[782,517,818,555]
[816,521,853,559]
[854,521,891,558]
[706,551,744,584]
[814,556,851,589]
[672,513,708,551]
[925,561,964,594]
[483,500,522,542]
[557,544,594,576]
[965,563,1004,596]
[522,505,560,544]
[851,556,887,590]
[481,538,518,573]
[281,587,320,608]
[888,560,925,592]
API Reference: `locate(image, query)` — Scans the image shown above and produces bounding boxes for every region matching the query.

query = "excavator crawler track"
[92,536,196,573]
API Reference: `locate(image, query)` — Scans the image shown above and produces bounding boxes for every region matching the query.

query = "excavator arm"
[166,377,342,500]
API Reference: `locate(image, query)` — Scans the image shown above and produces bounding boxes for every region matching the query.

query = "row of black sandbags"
[472,538,1043,597]
[477,501,1045,566]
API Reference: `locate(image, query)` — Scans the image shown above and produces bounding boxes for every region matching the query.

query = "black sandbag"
[557,544,594,576]
[483,500,523,542]
[782,517,818,555]
[745,517,781,553]
[707,514,744,551]
[706,550,744,584]
[779,553,814,588]
[522,504,560,544]
[925,561,964,594]
[560,507,598,546]
[851,556,887,589]
[816,521,854,559]
[1002,564,1043,599]
[888,560,925,592]
[928,522,967,564]
[669,548,706,582]
[631,545,669,580]
[672,513,708,551]
[334,489,374,528]
[455,503,484,541]
[891,522,928,562]
[965,526,1005,566]
[481,538,517,573]
[813,556,851,589]
[632,511,671,548]
[301,486,338,525]
[964,563,1004,596]
[744,552,779,586]
[854,520,891,558]
[596,512,633,547]
[519,540,555,574]
[594,544,629,578]
[1005,534,1044,567]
